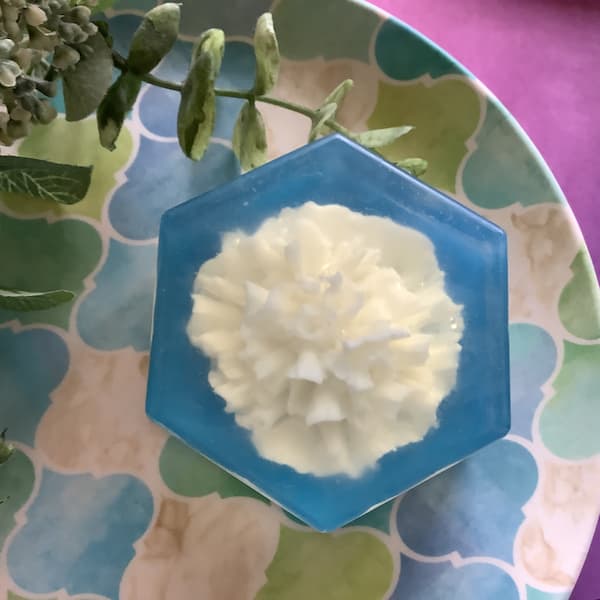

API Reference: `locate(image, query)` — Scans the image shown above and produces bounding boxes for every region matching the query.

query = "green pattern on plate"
[0,214,102,328]
[526,586,569,600]
[256,526,394,599]
[463,102,562,208]
[367,78,480,193]
[345,500,393,534]
[159,436,268,503]
[1,118,133,222]
[272,0,379,62]
[539,341,600,459]
[559,250,600,340]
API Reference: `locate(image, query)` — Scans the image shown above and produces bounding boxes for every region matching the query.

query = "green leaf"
[232,102,267,172]
[253,12,280,95]
[395,157,428,177]
[177,54,215,160]
[323,79,353,107]
[0,429,14,465]
[192,28,225,69]
[177,29,225,160]
[353,126,413,148]
[62,32,114,122]
[309,102,337,142]
[97,71,142,150]
[0,156,92,203]
[94,19,113,47]
[0,287,75,311]
[127,2,181,75]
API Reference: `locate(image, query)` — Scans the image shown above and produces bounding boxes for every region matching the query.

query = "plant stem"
[214,90,350,135]
[112,51,352,137]
[141,71,182,92]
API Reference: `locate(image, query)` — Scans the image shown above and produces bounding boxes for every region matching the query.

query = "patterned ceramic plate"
[1,0,598,598]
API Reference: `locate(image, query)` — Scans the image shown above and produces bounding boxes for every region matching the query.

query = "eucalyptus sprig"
[98,6,421,172]
[0,4,426,313]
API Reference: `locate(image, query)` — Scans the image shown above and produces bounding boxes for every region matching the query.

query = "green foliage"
[0,0,101,145]
[309,102,337,141]
[97,71,142,150]
[253,12,280,95]
[353,126,414,148]
[323,79,353,106]
[177,28,225,160]
[127,3,181,75]
[395,157,428,177]
[63,32,114,121]
[1,8,424,316]
[0,288,74,311]
[232,102,267,171]
[0,156,92,204]
[0,429,14,466]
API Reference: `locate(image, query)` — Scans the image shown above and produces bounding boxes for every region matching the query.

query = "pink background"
[370,0,600,278]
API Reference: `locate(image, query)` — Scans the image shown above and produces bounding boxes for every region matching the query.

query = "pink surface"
[371,0,600,277]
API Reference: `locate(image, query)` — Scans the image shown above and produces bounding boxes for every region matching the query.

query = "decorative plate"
[1,0,598,598]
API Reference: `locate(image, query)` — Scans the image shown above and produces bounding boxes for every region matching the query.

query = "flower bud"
[7,118,32,139]
[0,60,21,87]
[10,104,32,121]
[3,5,20,22]
[18,93,37,113]
[0,39,15,59]
[52,44,80,69]
[33,98,57,124]
[35,78,57,97]
[25,5,48,27]
[82,21,97,36]
[13,47,33,70]
[13,76,35,96]
[0,103,10,127]
[58,21,80,44]
[69,5,91,23]
[28,27,59,51]
[5,20,22,41]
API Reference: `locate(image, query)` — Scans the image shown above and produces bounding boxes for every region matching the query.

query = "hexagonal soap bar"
[147,134,510,531]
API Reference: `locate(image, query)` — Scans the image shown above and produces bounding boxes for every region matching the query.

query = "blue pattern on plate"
[178,0,272,38]
[77,240,157,351]
[375,19,462,80]
[107,13,143,57]
[396,438,537,563]
[391,556,519,599]
[108,136,239,240]
[7,469,153,600]
[509,324,557,438]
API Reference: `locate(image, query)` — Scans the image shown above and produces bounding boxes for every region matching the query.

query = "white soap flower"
[188,202,463,477]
